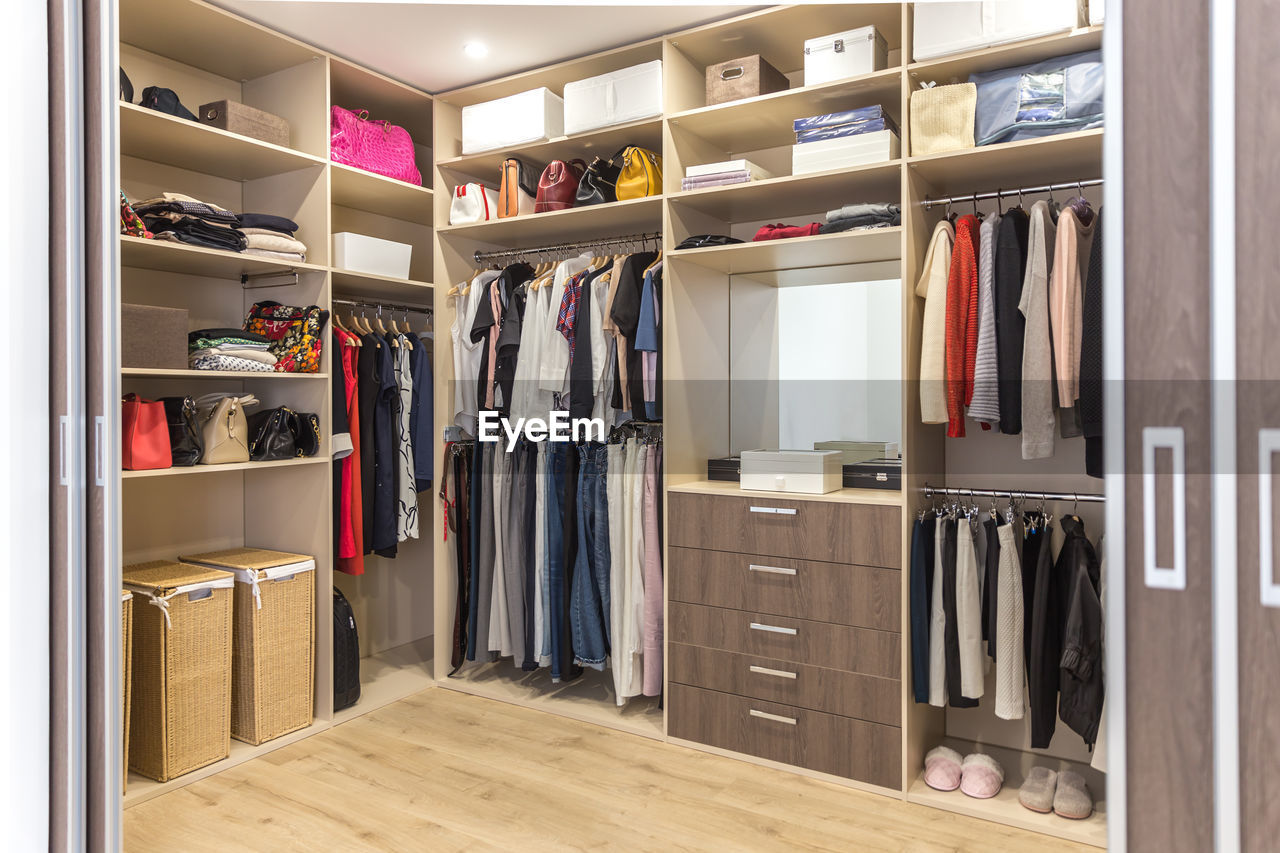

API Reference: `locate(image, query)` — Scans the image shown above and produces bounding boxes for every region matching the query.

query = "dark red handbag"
[122,393,172,470]
[753,222,823,242]
[535,159,586,213]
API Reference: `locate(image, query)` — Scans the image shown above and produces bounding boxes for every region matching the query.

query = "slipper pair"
[923,746,1004,799]
[1019,767,1093,819]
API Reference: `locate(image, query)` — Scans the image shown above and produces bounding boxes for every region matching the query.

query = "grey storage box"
[199,100,290,148]
[740,449,842,494]
[122,304,188,370]
[706,55,789,106]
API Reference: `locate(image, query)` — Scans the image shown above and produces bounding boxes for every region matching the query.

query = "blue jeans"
[546,443,569,680]
[570,443,611,668]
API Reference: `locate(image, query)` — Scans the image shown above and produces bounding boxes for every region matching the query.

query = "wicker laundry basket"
[121,589,133,792]
[181,548,315,745]
[123,560,234,783]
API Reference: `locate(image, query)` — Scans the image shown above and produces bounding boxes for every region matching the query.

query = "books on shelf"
[680,171,753,191]
[685,158,773,180]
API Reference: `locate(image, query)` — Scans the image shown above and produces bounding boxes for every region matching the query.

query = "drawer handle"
[748,564,797,576]
[750,622,797,636]
[749,506,798,516]
[1259,429,1280,607]
[1142,425,1187,590]
[749,709,797,725]
[749,665,797,680]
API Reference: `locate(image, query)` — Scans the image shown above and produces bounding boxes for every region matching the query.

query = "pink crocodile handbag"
[330,105,422,186]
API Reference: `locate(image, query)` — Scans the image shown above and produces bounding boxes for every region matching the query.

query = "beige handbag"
[195,393,258,465]
[910,82,977,156]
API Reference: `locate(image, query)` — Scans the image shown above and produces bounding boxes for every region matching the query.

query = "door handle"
[1143,426,1187,590]
[749,622,797,636]
[749,665,797,680]
[748,564,797,576]
[1259,430,1280,607]
[749,709,797,725]
[750,506,797,516]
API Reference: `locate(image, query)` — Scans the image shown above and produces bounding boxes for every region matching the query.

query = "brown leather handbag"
[499,157,539,218]
[534,159,586,213]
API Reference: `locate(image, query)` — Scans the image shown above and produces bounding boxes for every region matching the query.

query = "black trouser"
[910,517,935,703]
[942,518,977,708]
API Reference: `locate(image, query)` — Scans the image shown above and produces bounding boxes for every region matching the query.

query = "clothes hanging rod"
[923,485,1105,503]
[923,178,1104,210]
[472,231,662,264]
[333,297,432,315]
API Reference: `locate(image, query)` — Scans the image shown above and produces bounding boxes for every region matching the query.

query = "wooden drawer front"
[669,643,900,726]
[668,683,902,789]
[667,493,901,568]
[669,602,900,679]
[669,546,900,631]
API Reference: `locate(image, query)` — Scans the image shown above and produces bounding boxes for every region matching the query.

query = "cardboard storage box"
[199,100,290,147]
[705,55,789,106]
[792,130,899,175]
[182,548,315,746]
[565,60,663,135]
[740,449,843,494]
[122,304,188,369]
[124,560,235,783]
[804,26,888,86]
[333,232,413,280]
[462,87,564,154]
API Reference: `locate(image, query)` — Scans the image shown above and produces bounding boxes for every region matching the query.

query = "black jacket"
[994,208,1030,435]
[1059,522,1104,746]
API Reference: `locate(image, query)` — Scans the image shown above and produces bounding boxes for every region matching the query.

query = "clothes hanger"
[400,307,414,350]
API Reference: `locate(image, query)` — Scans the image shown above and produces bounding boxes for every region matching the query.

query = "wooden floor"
[125,689,1094,852]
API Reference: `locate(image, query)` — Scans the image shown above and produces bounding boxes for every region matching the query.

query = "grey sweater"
[969,212,1001,425]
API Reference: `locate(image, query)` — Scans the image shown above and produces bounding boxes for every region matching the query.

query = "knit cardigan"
[1049,206,1097,405]
[969,212,1002,426]
[945,215,981,438]
[916,220,954,425]
[1019,201,1057,460]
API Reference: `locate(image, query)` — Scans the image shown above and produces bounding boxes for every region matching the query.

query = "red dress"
[945,215,980,438]
[335,328,365,575]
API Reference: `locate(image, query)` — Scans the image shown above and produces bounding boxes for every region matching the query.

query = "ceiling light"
[463,42,488,59]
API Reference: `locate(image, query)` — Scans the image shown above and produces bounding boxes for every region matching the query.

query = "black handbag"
[159,396,203,466]
[676,234,744,250]
[247,407,296,461]
[333,588,361,712]
[119,67,134,104]
[140,85,197,121]
[575,147,626,207]
[291,410,321,457]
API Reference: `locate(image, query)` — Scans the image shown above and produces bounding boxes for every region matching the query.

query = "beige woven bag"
[910,82,977,156]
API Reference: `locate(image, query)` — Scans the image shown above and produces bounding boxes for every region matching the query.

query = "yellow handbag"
[615,146,663,200]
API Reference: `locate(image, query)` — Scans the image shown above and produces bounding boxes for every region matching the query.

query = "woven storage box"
[121,590,133,792]
[181,548,315,746]
[121,304,188,369]
[199,100,290,147]
[706,55,789,106]
[124,560,234,783]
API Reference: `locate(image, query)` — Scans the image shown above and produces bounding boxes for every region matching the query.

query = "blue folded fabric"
[795,117,898,144]
[793,105,885,132]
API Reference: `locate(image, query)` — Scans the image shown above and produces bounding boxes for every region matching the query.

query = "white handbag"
[194,393,258,465]
[449,183,499,225]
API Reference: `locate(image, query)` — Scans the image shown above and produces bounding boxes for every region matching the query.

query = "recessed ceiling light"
[463,42,488,59]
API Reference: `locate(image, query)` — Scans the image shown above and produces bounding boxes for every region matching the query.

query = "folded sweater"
[241,231,308,256]
[236,212,299,233]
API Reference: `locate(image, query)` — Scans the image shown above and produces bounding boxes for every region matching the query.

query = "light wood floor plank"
[125,688,1094,852]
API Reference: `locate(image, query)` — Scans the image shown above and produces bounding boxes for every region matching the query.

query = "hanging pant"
[995,520,1026,719]
[1029,517,1066,748]
[570,443,611,668]
[928,517,947,707]
[488,445,512,656]
[942,518,978,708]
[606,442,627,699]
[910,516,935,703]
[641,446,663,697]
[546,443,570,680]
[956,519,985,699]
[558,441,582,682]
[983,516,1000,659]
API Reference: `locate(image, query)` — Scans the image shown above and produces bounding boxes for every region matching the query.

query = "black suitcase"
[333,587,361,712]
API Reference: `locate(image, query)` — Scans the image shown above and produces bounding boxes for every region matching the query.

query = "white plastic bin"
[912,0,1083,62]
[792,130,900,175]
[462,88,564,154]
[803,26,888,87]
[333,232,412,280]
[564,60,663,136]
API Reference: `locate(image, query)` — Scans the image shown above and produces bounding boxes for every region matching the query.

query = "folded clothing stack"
[681,158,773,191]
[235,212,308,262]
[188,328,277,373]
[753,222,821,242]
[135,193,245,252]
[793,105,898,144]
[819,202,901,234]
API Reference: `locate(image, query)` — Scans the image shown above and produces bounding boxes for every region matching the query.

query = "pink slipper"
[924,746,963,791]
[959,753,1004,799]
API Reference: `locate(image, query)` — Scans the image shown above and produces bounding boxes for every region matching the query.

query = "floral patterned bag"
[243,301,329,373]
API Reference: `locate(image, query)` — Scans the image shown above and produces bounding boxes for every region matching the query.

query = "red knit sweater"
[945,215,980,438]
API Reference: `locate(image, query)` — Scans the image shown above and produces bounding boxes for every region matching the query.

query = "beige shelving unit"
[114,1,1106,846]
[117,0,436,808]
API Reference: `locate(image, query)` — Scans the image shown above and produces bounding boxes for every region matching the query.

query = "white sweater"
[917,220,954,425]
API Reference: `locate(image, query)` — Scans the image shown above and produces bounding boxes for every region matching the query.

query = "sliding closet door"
[1121,1,1216,849]
[1236,0,1280,847]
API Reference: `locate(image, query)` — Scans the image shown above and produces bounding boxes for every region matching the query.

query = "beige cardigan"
[916,220,954,424]
[1049,206,1097,405]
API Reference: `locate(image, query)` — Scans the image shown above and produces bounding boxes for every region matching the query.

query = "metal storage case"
[803,25,888,86]
[181,548,316,746]
[123,560,235,783]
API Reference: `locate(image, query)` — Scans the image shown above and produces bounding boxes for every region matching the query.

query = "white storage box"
[564,60,663,136]
[804,26,888,87]
[1089,0,1104,25]
[792,130,899,175]
[333,232,412,280]
[912,0,1084,62]
[740,450,842,495]
[462,87,564,155]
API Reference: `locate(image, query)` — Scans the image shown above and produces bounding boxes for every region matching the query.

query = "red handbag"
[753,222,823,242]
[535,159,586,213]
[122,393,172,470]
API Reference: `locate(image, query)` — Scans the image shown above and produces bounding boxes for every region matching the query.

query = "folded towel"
[243,249,306,262]
[241,231,308,256]
[236,212,299,233]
